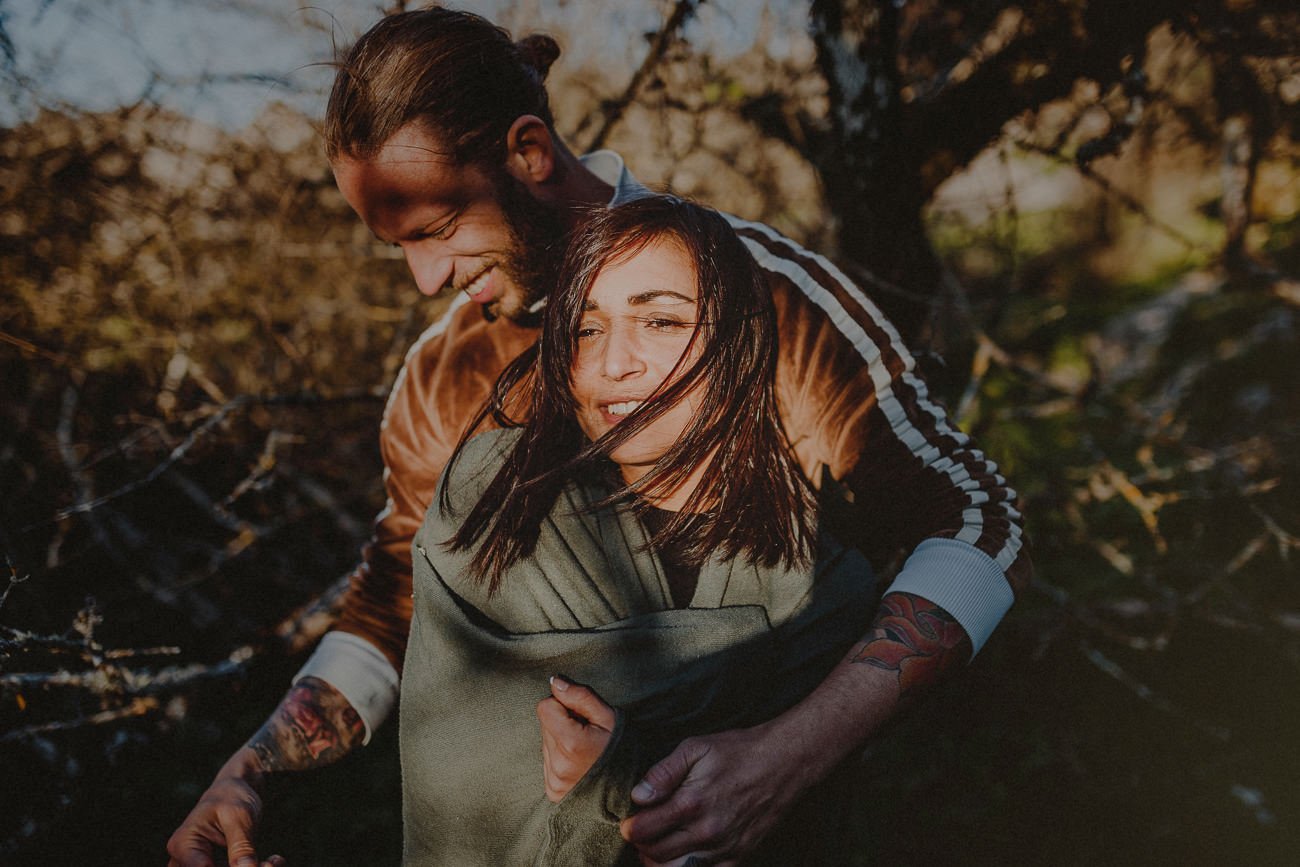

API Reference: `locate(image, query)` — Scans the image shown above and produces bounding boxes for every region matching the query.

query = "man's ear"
[504,115,556,189]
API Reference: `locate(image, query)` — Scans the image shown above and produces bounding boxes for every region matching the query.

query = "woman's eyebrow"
[627,289,695,305]
[581,289,694,311]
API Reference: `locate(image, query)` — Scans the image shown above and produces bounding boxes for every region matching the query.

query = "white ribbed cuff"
[292,631,400,744]
[886,537,1015,656]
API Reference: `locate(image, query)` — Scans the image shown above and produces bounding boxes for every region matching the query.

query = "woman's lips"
[600,399,643,426]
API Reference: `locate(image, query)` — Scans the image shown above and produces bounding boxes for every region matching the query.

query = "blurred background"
[1,1,1297,864]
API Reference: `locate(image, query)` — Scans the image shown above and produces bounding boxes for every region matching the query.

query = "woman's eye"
[577,325,601,339]
[643,316,689,331]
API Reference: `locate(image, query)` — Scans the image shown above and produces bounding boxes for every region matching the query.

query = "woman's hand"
[537,676,617,802]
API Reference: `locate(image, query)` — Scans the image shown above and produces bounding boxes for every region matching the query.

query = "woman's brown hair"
[444,196,818,591]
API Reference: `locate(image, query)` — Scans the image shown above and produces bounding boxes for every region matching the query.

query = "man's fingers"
[166,825,217,867]
[639,853,738,866]
[206,801,262,867]
[226,833,260,867]
[167,851,211,867]
[630,738,706,807]
[167,760,268,867]
[549,675,616,730]
[656,855,737,867]
[622,783,707,847]
[624,814,718,863]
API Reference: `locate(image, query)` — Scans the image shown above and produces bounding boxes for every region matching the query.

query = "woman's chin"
[610,452,660,484]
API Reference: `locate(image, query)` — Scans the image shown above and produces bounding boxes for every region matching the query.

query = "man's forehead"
[373,122,454,161]
[337,142,494,209]
[372,138,454,168]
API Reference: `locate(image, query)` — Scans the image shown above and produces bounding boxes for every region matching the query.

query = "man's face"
[571,237,705,488]
[332,124,563,322]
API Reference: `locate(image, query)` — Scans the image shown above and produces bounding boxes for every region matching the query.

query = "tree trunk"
[809,0,941,347]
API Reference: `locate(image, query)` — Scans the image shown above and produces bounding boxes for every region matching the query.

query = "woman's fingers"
[537,679,615,801]
[548,675,617,730]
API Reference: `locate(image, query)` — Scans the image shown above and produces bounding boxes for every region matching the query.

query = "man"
[167,8,1029,867]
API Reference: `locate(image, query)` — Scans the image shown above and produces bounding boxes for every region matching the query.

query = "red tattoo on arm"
[247,677,366,773]
[849,592,972,697]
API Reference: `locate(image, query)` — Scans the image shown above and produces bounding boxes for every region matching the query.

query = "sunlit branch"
[581,0,703,152]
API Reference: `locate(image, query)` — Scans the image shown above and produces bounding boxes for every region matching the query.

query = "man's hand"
[620,592,974,865]
[618,720,803,867]
[165,747,283,867]
[166,676,365,866]
[537,675,616,802]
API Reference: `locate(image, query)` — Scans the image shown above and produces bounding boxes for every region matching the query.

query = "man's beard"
[487,172,569,324]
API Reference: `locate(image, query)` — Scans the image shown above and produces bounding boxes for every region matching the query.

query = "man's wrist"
[293,631,400,742]
[760,685,872,796]
[218,744,270,788]
[761,716,827,798]
[887,538,1014,655]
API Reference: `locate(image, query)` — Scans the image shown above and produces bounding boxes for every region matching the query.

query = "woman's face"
[571,237,705,487]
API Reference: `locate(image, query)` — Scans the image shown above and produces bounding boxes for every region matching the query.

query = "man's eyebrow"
[404,208,460,239]
[372,208,462,245]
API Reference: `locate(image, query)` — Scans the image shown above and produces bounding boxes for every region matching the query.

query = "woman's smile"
[570,237,704,484]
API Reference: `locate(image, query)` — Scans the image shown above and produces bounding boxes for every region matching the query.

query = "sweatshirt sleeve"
[295,295,534,735]
[731,218,1030,654]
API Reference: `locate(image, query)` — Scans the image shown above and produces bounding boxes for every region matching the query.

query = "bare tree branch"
[1011,137,1205,251]
[0,551,29,617]
[1080,641,1232,742]
[581,0,704,152]
[23,389,384,533]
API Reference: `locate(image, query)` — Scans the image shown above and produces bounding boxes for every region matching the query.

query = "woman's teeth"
[606,401,642,417]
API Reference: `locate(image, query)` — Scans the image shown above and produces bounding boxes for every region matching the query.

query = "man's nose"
[402,243,454,297]
[601,324,647,381]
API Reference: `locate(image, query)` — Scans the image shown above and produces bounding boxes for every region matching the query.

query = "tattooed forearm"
[848,592,972,698]
[246,676,366,774]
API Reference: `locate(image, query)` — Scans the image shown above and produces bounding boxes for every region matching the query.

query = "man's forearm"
[764,592,973,792]
[849,591,972,697]
[620,592,979,862]
[246,675,367,774]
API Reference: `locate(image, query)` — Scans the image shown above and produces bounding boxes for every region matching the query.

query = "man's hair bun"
[516,34,561,80]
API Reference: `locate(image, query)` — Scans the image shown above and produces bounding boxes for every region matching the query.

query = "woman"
[402,196,876,865]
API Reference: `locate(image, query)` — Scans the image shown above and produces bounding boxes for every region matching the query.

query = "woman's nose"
[601,325,646,380]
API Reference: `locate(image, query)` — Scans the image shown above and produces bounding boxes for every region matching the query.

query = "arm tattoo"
[247,676,366,773]
[848,592,971,698]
